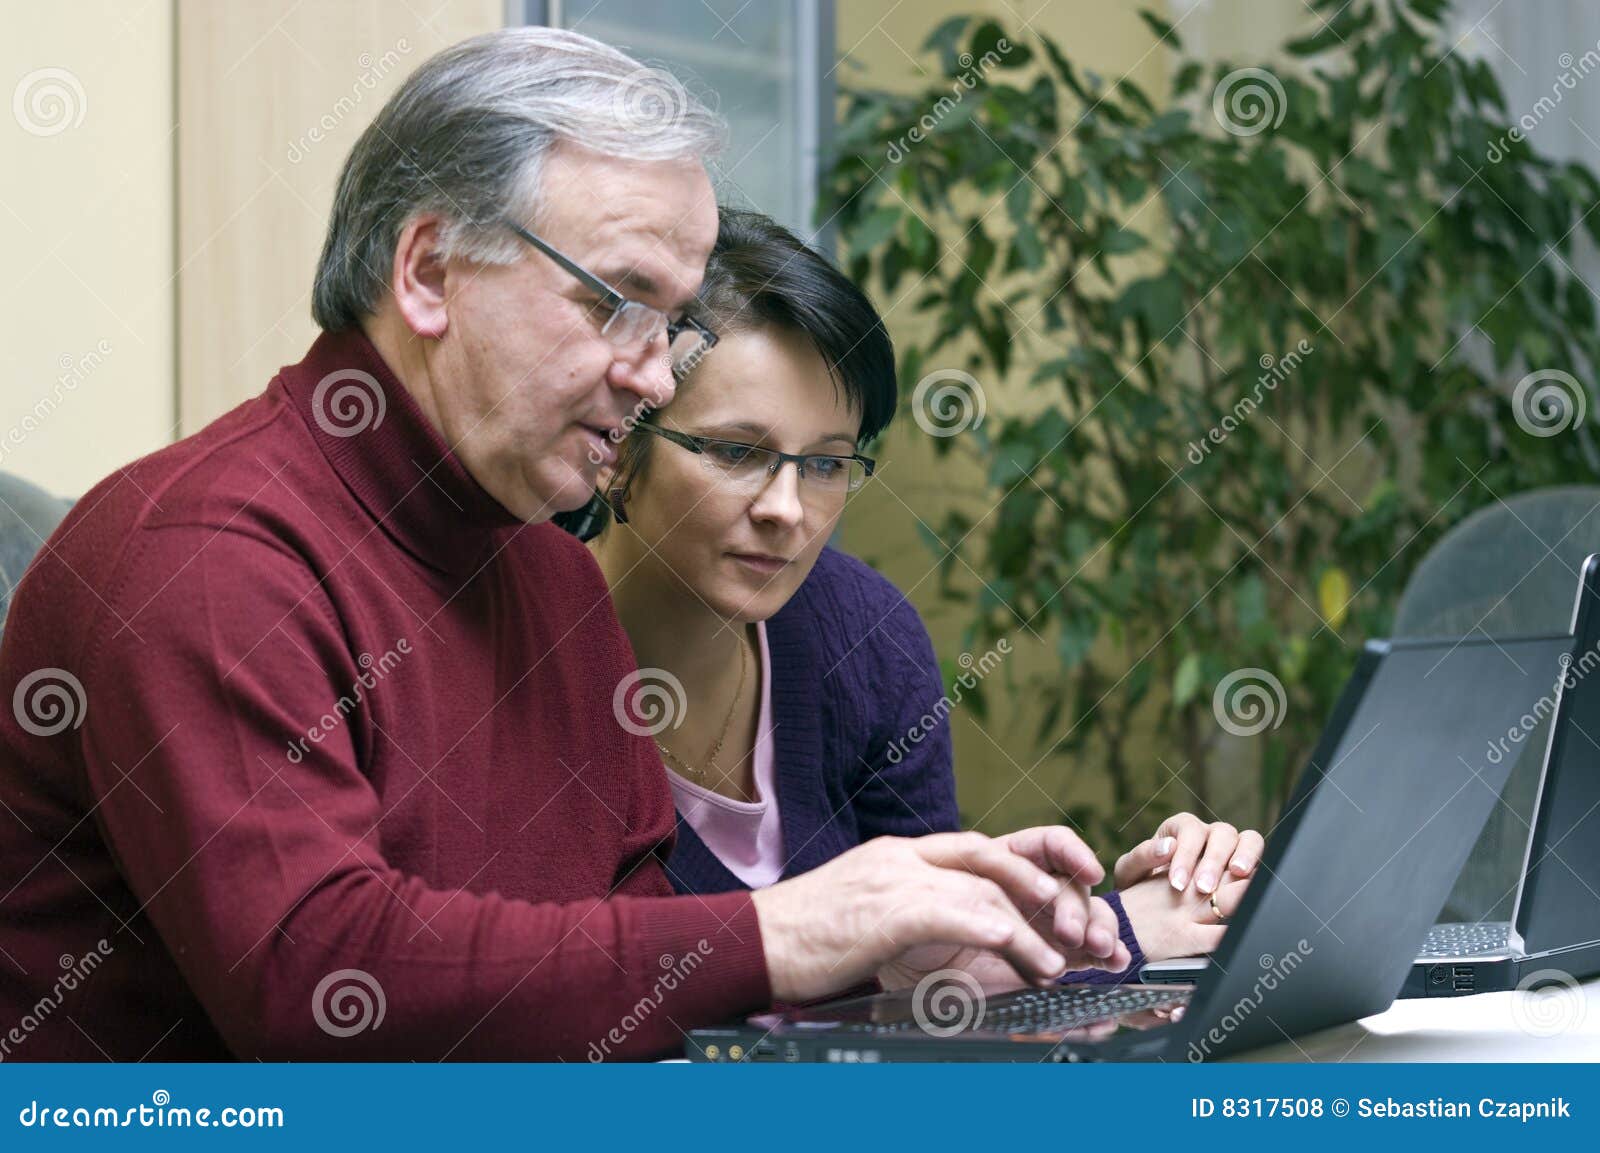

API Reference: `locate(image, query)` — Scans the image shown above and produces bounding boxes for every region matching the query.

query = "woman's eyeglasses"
[633,422,875,501]
[504,220,718,379]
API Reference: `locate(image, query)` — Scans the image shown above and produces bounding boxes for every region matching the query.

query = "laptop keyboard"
[1418,921,1512,957]
[845,984,1190,1036]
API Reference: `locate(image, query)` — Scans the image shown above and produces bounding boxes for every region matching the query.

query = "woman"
[584,208,1263,976]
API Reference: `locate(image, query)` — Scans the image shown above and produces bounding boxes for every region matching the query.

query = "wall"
[0,0,504,502]
[174,0,504,433]
[1,0,175,498]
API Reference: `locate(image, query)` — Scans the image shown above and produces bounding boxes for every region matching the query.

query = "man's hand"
[996,825,1129,966]
[750,831,1110,1004]
[874,825,1130,994]
[1114,812,1264,895]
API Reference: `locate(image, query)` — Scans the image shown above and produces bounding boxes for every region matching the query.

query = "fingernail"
[1088,928,1112,956]
[1036,875,1061,900]
[1170,1005,1186,1022]
[1156,837,1175,858]
[1230,855,1252,873]
[1196,871,1216,894]
[1044,950,1066,973]
[1170,866,1188,890]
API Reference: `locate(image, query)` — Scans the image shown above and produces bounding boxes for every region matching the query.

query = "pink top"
[667,621,785,888]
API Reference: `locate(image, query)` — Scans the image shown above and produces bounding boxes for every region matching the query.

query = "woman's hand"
[1114,812,1264,895]
[1118,873,1250,962]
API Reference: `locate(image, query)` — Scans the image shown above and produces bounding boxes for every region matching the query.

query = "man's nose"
[607,332,675,409]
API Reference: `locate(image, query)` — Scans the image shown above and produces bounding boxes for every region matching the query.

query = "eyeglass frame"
[631,420,877,493]
[503,220,719,362]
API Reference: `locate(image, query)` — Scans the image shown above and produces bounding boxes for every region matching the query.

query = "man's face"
[429,143,717,521]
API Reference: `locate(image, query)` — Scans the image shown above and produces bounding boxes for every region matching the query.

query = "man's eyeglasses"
[634,422,876,502]
[504,221,718,379]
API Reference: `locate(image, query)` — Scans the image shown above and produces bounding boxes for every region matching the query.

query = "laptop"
[1407,553,1600,995]
[687,633,1568,1061]
[1145,554,1600,1000]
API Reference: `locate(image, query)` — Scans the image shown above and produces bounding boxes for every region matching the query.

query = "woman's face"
[617,325,863,623]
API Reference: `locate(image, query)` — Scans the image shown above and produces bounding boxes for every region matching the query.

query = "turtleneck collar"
[278,327,523,577]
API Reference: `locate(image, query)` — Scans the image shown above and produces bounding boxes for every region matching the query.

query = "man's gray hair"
[311,27,725,331]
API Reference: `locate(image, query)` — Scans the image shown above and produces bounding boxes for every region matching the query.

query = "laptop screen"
[1516,556,1600,953]
[1186,633,1573,1060]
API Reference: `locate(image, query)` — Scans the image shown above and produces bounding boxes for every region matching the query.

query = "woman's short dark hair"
[687,207,897,442]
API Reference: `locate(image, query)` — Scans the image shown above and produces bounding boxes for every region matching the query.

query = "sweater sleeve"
[77,524,770,1061]
[1061,890,1147,984]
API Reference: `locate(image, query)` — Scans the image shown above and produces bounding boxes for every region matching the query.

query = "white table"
[1244,976,1600,1061]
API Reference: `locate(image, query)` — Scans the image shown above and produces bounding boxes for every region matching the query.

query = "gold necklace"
[657,636,749,783]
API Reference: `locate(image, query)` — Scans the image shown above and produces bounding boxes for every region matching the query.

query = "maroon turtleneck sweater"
[0,328,771,1061]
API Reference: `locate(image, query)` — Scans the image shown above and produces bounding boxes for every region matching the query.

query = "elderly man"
[0,28,1129,1061]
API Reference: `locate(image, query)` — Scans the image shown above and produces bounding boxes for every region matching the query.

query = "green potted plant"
[823,0,1600,848]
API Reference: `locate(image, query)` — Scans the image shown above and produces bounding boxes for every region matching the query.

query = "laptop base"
[1402,938,1600,998]
[686,982,1192,1063]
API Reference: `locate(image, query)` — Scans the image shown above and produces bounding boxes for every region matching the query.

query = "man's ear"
[390,215,450,340]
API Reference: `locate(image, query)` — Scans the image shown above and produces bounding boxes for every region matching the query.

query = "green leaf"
[1172,651,1203,708]
[1113,274,1186,343]
[1100,227,1148,255]
[1058,611,1099,669]
[1233,574,1268,633]
[848,204,901,257]
[922,15,973,72]
[1006,179,1033,227]
[1138,8,1182,50]
[1009,221,1046,270]
[1145,109,1191,143]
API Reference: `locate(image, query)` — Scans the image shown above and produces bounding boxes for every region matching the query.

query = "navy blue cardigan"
[663,547,1143,980]
[665,546,958,890]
